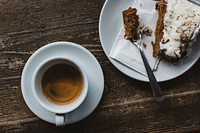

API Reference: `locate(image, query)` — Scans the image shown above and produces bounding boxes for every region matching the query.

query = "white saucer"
[21,42,104,124]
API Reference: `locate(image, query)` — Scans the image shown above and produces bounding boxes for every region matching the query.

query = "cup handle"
[55,114,67,126]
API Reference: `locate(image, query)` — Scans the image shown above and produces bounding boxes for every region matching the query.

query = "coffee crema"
[41,63,83,105]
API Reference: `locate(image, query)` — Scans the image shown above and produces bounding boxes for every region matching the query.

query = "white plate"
[21,42,104,124]
[99,0,200,82]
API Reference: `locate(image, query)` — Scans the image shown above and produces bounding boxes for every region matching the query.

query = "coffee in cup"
[41,63,83,105]
[32,57,88,126]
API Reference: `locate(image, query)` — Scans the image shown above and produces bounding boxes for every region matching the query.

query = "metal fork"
[132,34,164,102]
[188,0,200,6]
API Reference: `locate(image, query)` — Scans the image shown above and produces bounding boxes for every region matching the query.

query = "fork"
[132,34,164,102]
[188,0,200,6]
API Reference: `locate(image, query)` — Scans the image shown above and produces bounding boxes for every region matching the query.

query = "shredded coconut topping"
[160,0,200,58]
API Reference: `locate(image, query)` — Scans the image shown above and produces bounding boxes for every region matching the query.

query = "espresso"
[41,63,83,105]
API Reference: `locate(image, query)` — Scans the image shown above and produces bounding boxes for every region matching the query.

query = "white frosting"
[160,0,200,58]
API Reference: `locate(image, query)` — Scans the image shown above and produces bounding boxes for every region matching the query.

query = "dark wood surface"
[0,0,200,132]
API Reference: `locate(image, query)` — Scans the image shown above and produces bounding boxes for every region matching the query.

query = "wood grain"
[0,0,200,132]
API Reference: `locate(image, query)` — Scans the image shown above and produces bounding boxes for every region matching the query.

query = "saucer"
[21,42,104,124]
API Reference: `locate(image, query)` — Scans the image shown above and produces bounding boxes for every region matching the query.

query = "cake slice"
[122,7,140,41]
[154,0,200,61]
[122,8,153,41]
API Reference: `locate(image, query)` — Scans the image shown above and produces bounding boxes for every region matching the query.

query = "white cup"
[31,57,88,126]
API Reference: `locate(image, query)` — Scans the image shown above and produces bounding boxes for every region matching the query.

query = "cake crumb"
[143,43,147,49]
[139,26,153,36]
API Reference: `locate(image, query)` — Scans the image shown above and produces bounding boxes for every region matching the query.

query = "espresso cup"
[32,57,88,126]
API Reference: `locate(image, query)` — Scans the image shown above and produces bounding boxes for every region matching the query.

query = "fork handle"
[139,49,164,102]
[188,0,200,6]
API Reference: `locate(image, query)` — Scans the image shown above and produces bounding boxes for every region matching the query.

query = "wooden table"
[0,0,200,132]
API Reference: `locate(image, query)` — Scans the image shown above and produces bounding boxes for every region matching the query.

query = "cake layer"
[153,0,167,57]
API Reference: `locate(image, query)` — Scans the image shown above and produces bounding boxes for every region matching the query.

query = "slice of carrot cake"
[122,7,140,41]
[154,0,200,61]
